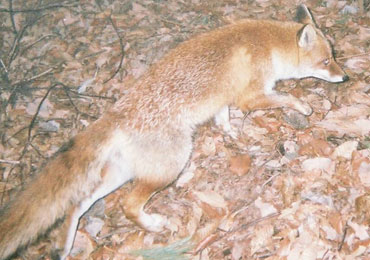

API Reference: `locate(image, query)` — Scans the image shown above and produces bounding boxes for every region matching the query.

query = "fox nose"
[342,75,349,82]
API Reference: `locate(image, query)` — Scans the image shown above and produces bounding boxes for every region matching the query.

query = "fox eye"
[323,58,330,66]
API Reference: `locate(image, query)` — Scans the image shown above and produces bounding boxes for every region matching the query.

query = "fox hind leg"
[51,158,133,259]
[123,180,171,232]
[122,133,192,232]
[50,206,81,260]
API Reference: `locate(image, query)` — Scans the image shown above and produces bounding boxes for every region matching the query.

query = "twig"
[27,83,59,142]
[78,50,107,61]
[67,89,115,101]
[338,221,349,251]
[104,14,126,84]
[7,14,47,67]
[95,1,126,84]
[336,52,370,61]
[193,212,279,255]
[4,64,60,114]
[29,142,47,159]
[0,159,20,165]
[60,81,115,101]
[0,1,78,13]
[8,0,17,34]
[60,84,99,120]
[11,67,55,86]
[262,171,281,188]
[0,58,8,74]
[20,34,56,55]
[62,85,83,114]
[359,0,364,14]
[161,18,183,27]
[321,249,329,260]
[5,125,28,144]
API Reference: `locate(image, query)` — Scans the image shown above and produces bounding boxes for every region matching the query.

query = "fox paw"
[225,126,238,139]
[139,212,168,233]
[219,121,238,139]
[214,106,238,139]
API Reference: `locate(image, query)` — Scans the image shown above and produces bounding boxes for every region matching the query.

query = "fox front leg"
[237,89,312,116]
[265,91,313,115]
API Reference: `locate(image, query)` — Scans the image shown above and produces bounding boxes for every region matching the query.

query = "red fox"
[0,5,348,260]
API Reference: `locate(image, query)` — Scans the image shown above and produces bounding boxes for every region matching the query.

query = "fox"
[0,4,348,260]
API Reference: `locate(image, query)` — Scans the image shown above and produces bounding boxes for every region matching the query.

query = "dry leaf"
[229,154,251,176]
[299,139,333,157]
[302,157,334,173]
[231,241,244,260]
[348,219,370,240]
[316,105,370,136]
[344,56,369,73]
[357,161,370,187]
[332,141,358,160]
[355,194,370,224]
[70,230,96,258]
[201,136,216,156]
[176,162,196,187]
[193,190,227,209]
[253,116,281,132]
[254,197,277,217]
[85,217,104,237]
[250,224,274,255]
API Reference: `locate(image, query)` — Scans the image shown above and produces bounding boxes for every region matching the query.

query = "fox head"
[294,5,349,83]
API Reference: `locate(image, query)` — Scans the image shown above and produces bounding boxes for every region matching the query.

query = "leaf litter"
[0,0,369,259]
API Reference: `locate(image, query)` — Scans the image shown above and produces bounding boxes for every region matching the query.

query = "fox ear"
[295,4,315,25]
[297,24,317,48]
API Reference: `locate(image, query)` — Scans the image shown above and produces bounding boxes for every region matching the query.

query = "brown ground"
[0,0,369,259]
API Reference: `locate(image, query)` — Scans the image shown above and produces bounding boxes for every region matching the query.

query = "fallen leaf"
[201,136,216,156]
[254,197,277,217]
[344,56,369,73]
[283,110,309,129]
[332,140,358,160]
[253,116,281,133]
[176,162,196,187]
[193,190,227,209]
[302,157,334,173]
[85,217,105,237]
[299,139,333,157]
[316,105,370,136]
[229,154,251,176]
[250,224,274,255]
[357,161,370,187]
[70,230,96,258]
[348,219,370,240]
[355,194,370,224]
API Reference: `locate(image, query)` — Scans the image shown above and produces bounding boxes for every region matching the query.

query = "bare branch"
[8,0,17,34]
[20,34,56,55]
[0,59,8,74]
[27,83,59,143]
[95,1,126,84]
[0,1,78,13]
[11,67,56,86]
[7,14,47,67]
[336,52,370,61]
[0,159,20,165]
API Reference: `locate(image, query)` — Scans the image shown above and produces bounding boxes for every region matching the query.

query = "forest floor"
[0,0,369,259]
